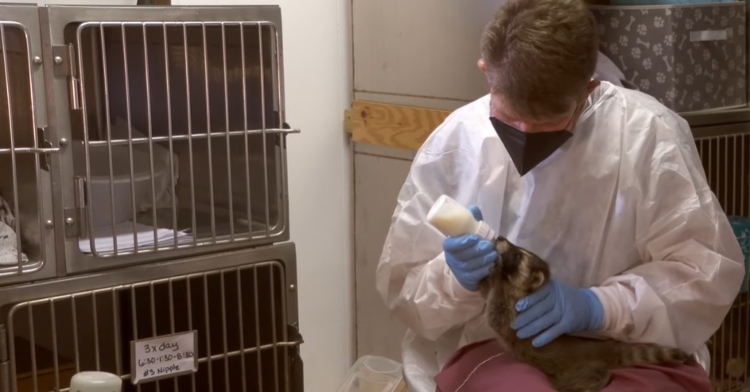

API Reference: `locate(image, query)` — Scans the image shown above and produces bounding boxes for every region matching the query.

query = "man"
[375,0,745,391]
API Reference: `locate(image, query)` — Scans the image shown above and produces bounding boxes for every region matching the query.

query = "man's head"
[479,0,600,133]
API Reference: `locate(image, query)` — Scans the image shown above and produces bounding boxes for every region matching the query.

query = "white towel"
[79,221,194,254]
[0,220,29,266]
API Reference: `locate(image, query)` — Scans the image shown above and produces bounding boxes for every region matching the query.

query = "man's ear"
[584,79,601,97]
[478,58,493,92]
[477,58,488,73]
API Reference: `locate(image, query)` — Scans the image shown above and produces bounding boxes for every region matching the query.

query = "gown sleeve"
[375,115,497,341]
[590,113,746,354]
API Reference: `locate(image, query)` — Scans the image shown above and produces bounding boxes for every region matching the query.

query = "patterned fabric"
[0,192,16,230]
[0,192,29,266]
[590,3,747,112]
[0,192,27,266]
[0,221,27,266]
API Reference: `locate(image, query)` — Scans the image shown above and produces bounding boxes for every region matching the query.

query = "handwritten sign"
[130,330,198,384]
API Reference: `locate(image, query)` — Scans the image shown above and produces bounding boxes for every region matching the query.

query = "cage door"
[42,7,299,272]
[0,5,60,286]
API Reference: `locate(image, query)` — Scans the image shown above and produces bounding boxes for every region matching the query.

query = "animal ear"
[530,271,545,290]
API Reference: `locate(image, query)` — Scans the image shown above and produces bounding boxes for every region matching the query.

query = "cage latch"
[52,44,82,111]
[36,127,53,171]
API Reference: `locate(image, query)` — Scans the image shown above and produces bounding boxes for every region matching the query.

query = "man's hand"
[511,279,604,347]
[443,205,498,292]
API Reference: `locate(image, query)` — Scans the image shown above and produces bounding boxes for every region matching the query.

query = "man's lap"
[434,339,712,392]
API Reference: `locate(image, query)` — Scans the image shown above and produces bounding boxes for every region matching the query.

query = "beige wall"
[353,0,500,108]
[353,143,412,361]
[352,0,500,362]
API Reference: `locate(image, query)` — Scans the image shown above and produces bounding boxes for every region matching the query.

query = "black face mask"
[490,117,573,176]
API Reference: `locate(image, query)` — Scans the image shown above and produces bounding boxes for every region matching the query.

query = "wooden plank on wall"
[347,100,451,151]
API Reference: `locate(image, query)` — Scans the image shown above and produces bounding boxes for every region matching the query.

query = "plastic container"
[69,371,122,392]
[427,194,496,239]
[71,118,178,228]
[337,356,405,392]
[72,143,174,228]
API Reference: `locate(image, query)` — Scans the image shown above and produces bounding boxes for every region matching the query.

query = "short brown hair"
[480,0,599,118]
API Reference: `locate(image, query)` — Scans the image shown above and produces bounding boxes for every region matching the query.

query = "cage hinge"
[64,177,87,238]
[52,44,82,111]
[0,325,9,392]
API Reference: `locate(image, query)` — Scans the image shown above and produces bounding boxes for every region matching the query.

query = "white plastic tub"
[72,120,178,229]
[337,356,405,392]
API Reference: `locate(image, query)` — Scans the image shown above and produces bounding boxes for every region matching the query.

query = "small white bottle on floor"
[69,371,122,392]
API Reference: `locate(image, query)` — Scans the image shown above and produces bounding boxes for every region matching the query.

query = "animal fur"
[478,236,691,392]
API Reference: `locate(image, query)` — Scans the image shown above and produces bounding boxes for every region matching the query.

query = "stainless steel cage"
[0,4,300,286]
[0,242,303,392]
[693,124,750,392]
[0,4,303,391]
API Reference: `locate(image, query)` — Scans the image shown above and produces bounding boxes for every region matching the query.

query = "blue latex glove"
[442,205,498,292]
[511,280,604,347]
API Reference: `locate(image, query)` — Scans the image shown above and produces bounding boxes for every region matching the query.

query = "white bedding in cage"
[0,221,28,266]
[79,221,193,254]
[0,194,28,266]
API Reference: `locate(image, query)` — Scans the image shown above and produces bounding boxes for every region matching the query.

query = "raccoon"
[478,236,691,392]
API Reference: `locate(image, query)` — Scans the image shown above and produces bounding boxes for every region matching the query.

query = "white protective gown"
[375,81,745,392]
